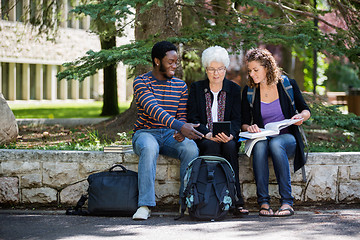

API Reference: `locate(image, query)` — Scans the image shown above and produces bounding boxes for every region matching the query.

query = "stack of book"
[103,145,133,153]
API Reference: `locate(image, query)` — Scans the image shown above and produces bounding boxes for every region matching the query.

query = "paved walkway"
[1,208,359,240]
[16,118,109,127]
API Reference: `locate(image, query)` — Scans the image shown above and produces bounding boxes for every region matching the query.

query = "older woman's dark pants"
[195,138,244,207]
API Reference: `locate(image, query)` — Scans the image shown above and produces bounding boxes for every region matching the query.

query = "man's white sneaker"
[132,206,151,220]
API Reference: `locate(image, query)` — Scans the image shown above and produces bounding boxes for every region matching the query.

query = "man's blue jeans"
[252,133,296,206]
[132,128,199,207]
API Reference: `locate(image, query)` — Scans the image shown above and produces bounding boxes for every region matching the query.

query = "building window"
[90,75,95,99]
[67,78,71,99]
[16,63,23,100]
[30,64,36,100]
[1,0,10,20]
[42,65,47,99]
[79,79,83,99]
[16,0,23,22]
[1,63,9,100]
[67,0,73,28]
[78,15,84,29]
[29,0,37,25]
[56,65,61,99]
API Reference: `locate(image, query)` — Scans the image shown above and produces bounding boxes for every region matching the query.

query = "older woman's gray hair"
[201,46,230,69]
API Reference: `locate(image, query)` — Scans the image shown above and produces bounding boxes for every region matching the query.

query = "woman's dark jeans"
[252,133,296,206]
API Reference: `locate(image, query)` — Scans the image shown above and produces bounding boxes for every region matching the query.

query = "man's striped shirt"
[133,71,188,132]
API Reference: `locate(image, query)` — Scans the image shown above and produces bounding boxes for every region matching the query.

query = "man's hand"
[204,132,213,140]
[173,131,185,142]
[180,123,204,140]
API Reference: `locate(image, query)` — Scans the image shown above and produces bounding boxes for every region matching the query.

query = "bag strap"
[280,76,308,183]
[281,75,296,110]
[176,157,204,220]
[247,86,256,109]
[200,163,217,207]
[66,194,89,215]
[211,164,232,204]
[246,86,256,125]
[109,164,128,172]
[219,162,237,201]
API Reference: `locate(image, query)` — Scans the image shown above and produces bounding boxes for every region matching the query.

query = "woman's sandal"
[259,207,274,217]
[233,206,249,216]
[274,208,294,217]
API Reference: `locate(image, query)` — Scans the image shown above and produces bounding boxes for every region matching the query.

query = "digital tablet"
[213,121,231,137]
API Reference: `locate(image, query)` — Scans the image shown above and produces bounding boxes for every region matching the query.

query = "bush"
[324,61,360,92]
[303,94,360,152]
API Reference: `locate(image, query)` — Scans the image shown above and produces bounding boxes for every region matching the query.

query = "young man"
[132,41,203,220]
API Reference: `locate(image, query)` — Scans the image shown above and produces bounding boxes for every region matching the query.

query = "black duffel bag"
[66,164,138,216]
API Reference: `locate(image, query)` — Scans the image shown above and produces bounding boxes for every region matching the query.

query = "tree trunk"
[281,46,293,77]
[134,0,182,75]
[96,0,182,140]
[100,36,119,116]
[313,0,318,95]
[295,57,305,91]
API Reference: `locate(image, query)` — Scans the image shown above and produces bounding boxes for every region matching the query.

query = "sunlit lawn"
[9,101,131,118]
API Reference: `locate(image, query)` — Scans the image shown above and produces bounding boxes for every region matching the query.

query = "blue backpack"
[246,75,308,182]
[178,155,237,221]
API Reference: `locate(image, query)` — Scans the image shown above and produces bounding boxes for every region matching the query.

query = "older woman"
[241,48,311,217]
[187,46,248,216]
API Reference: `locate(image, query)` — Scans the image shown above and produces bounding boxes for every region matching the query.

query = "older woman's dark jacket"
[241,78,310,172]
[187,78,242,139]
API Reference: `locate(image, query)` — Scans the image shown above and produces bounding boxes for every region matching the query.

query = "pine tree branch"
[256,0,342,30]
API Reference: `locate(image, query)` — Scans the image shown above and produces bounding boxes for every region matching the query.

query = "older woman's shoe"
[233,206,249,216]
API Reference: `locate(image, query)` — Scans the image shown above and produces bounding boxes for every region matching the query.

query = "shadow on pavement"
[1,208,359,240]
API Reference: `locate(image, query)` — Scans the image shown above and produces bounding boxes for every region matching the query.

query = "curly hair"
[245,48,282,88]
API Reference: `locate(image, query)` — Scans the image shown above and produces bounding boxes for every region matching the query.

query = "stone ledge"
[0,149,359,206]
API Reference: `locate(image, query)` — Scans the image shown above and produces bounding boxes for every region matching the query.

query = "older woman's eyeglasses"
[206,67,226,74]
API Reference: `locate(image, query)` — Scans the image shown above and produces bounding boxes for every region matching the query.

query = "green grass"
[9,101,131,118]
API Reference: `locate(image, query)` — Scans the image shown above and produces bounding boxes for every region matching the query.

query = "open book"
[239,118,302,157]
[239,118,302,139]
[242,137,267,157]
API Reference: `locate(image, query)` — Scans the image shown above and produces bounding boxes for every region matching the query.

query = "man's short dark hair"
[151,41,177,67]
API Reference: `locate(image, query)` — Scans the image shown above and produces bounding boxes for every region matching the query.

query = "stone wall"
[0,149,359,207]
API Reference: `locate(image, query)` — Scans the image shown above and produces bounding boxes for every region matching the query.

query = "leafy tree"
[69,0,128,116]
[56,0,360,135]
[59,0,360,79]
[324,61,360,91]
